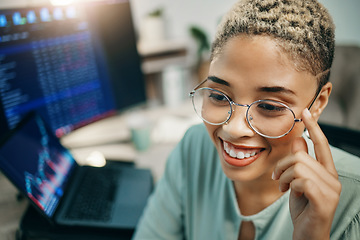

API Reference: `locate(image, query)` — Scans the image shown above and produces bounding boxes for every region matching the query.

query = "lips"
[221,140,264,167]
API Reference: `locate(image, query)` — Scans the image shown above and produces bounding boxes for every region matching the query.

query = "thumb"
[291,137,308,154]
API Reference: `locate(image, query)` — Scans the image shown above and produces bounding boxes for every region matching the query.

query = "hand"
[272,108,342,240]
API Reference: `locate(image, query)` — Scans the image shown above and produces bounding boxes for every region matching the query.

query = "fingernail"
[271,171,276,180]
[303,108,311,118]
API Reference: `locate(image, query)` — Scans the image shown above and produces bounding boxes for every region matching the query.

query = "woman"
[133,0,360,239]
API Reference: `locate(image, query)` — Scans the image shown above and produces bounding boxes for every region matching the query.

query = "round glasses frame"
[189,76,325,139]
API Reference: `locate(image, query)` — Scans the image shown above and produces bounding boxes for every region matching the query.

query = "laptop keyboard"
[65,167,119,221]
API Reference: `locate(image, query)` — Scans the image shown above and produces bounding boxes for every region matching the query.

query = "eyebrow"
[206,76,296,96]
[257,86,296,96]
[207,76,230,87]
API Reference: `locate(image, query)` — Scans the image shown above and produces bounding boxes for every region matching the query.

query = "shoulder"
[165,123,216,169]
[327,145,360,208]
[304,134,360,239]
[165,124,223,189]
[328,147,360,239]
[304,134,360,180]
[330,146,360,180]
[182,124,211,144]
[175,124,215,159]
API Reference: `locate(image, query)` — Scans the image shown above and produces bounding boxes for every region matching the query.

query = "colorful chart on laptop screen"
[0,115,76,217]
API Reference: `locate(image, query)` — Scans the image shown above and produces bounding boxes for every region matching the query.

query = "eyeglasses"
[189,80,321,139]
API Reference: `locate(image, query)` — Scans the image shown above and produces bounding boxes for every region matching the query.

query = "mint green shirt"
[133,124,360,240]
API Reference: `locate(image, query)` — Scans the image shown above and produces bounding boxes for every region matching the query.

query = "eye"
[255,101,289,116]
[258,103,285,111]
[209,92,226,101]
[206,90,229,106]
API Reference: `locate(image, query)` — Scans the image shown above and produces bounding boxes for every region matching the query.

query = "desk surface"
[0,173,28,240]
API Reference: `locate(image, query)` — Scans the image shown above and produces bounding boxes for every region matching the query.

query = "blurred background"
[0,0,359,130]
[0,1,358,239]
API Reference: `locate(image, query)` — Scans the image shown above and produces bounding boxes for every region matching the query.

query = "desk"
[0,101,200,240]
[0,173,28,240]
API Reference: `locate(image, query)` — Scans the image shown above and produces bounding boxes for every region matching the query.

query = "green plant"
[148,8,164,18]
[189,25,210,67]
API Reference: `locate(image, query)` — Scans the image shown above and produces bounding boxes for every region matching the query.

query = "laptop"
[0,113,153,229]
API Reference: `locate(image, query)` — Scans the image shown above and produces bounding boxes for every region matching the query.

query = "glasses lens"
[247,100,296,138]
[192,88,231,125]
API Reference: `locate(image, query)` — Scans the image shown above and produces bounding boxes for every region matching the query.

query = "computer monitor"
[0,0,146,138]
[85,1,146,112]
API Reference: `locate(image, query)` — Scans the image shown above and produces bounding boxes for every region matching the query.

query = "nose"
[223,104,255,138]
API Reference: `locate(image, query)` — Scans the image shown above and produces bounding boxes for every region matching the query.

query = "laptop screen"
[0,114,77,217]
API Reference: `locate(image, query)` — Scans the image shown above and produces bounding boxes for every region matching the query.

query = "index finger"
[302,108,337,176]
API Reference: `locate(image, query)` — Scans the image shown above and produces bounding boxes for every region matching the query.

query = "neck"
[233,174,284,216]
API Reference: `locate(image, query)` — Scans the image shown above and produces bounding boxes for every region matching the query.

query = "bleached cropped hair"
[211,0,335,88]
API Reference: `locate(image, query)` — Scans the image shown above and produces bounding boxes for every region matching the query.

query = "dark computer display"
[85,1,146,112]
[0,113,77,217]
[0,0,146,138]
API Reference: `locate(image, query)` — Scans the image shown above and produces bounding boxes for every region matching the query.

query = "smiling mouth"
[222,140,264,160]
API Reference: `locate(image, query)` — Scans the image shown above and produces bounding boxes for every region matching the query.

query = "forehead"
[213,36,289,77]
[209,35,317,94]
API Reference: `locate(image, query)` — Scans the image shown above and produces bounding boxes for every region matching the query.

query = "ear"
[310,82,332,121]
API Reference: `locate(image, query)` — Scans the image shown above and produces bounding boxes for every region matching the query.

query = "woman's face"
[206,35,319,182]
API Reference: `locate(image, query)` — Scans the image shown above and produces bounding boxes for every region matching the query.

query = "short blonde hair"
[211,0,335,87]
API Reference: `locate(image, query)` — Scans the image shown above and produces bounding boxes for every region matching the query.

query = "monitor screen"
[0,113,77,217]
[0,0,146,138]
[85,1,146,112]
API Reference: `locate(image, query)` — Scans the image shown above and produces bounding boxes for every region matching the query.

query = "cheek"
[266,122,305,159]
[267,136,293,159]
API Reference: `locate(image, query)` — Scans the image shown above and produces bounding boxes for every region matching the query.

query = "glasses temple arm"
[296,84,323,122]
[308,69,331,110]
[192,79,208,91]
[307,86,322,111]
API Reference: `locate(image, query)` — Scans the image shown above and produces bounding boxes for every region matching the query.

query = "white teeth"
[223,141,259,160]
[237,152,245,159]
[229,150,237,158]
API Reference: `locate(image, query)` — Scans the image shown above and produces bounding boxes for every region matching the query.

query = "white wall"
[130,0,360,46]
[318,0,360,45]
[130,0,236,44]
[0,0,48,8]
